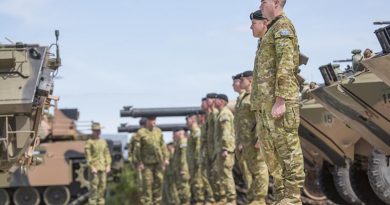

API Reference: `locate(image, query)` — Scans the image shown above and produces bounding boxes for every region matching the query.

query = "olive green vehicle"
[0,31,61,173]
[0,103,123,205]
[310,41,390,203]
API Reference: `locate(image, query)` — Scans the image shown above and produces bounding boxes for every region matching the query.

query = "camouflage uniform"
[173,136,191,204]
[188,126,204,203]
[234,91,253,189]
[251,14,305,204]
[162,150,179,205]
[133,127,169,205]
[128,133,143,196]
[207,108,221,200]
[85,138,112,205]
[200,123,215,204]
[236,91,269,205]
[214,106,236,203]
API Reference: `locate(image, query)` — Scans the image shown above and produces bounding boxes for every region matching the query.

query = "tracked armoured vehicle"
[0,31,62,173]
[0,103,123,205]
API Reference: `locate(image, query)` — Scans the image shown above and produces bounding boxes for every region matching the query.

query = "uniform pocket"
[282,103,300,130]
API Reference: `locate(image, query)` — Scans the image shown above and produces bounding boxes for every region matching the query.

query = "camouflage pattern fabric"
[141,163,164,205]
[199,123,215,203]
[128,133,143,196]
[206,108,221,200]
[188,126,205,202]
[174,136,191,204]
[251,14,305,205]
[235,92,269,204]
[214,106,236,203]
[88,171,107,205]
[162,152,179,205]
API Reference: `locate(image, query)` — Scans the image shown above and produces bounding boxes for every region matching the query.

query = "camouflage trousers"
[255,102,305,205]
[242,143,269,205]
[141,163,164,205]
[210,157,222,201]
[88,171,107,205]
[201,160,215,203]
[236,148,252,189]
[162,172,179,205]
[190,167,205,202]
[176,171,191,204]
[216,152,237,202]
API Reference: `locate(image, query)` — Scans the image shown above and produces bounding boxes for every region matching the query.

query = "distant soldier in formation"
[199,98,216,204]
[232,72,252,191]
[205,93,222,201]
[214,94,236,205]
[162,142,179,205]
[172,128,191,204]
[236,71,269,205]
[364,48,374,59]
[186,113,205,204]
[128,117,147,201]
[133,117,169,205]
[252,0,305,204]
[85,122,112,205]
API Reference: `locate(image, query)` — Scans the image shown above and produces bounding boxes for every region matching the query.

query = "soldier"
[173,128,191,204]
[128,117,147,201]
[85,122,112,205]
[214,94,236,205]
[236,71,269,205]
[364,48,374,59]
[251,1,305,204]
[232,72,252,191]
[186,113,204,204]
[162,142,179,205]
[205,93,221,201]
[133,116,169,205]
[199,98,216,204]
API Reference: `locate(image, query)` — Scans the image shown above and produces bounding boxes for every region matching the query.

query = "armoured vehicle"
[312,43,390,204]
[0,31,61,173]
[0,103,123,205]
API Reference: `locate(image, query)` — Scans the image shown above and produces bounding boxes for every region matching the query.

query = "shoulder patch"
[280,29,290,36]
[219,115,229,122]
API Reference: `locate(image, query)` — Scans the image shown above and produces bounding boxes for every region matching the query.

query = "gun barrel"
[120,106,202,117]
[118,123,187,133]
[333,59,352,63]
[373,21,390,25]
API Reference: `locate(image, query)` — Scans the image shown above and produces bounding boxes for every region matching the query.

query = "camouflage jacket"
[251,13,300,110]
[173,136,189,179]
[133,127,168,165]
[127,132,140,165]
[85,138,112,171]
[199,123,208,165]
[187,125,201,176]
[206,108,219,159]
[235,92,258,145]
[214,106,235,155]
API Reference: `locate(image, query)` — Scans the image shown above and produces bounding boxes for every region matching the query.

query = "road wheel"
[0,189,10,205]
[13,187,40,205]
[333,164,364,205]
[43,186,70,205]
[302,167,327,201]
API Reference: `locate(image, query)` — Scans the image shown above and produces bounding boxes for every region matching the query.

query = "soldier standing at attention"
[199,98,216,204]
[85,122,112,205]
[214,94,236,205]
[162,142,179,205]
[251,0,305,204]
[232,72,252,191]
[237,71,269,205]
[186,113,204,204]
[173,128,191,205]
[205,93,221,201]
[133,117,169,205]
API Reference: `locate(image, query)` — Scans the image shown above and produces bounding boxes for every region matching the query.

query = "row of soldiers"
[128,0,307,204]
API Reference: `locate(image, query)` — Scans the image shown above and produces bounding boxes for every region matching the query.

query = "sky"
[0,0,388,142]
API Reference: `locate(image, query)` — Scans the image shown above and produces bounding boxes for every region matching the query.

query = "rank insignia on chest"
[280,29,290,36]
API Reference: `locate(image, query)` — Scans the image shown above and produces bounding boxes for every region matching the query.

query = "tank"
[312,50,390,204]
[0,103,123,205]
[118,123,188,133]
[120,106,202,117]
[0,31,62,173]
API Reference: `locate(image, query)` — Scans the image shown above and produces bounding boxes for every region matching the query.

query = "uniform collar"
[267,12,286,30]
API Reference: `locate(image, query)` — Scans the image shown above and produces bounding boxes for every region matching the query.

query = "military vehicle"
[0,102,123,205]
[312,44,390,204]
[0,30,62,173]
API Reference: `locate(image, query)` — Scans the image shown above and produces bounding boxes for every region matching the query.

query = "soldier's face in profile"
[92,130,101,138]
[206,98,214,107]
[232,79,241,93]
[146,119,156,129]
[251,19,268,38]
[201,100,208,111]
[240,77,252,90]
